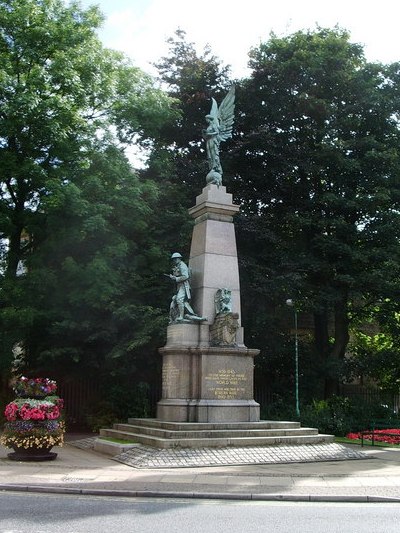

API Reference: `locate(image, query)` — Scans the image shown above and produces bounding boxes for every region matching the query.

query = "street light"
[286,299,300,418]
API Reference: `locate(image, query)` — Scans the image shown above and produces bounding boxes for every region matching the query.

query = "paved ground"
[1,434,400,502]
[72,436,365,468]
[114,443,365,468]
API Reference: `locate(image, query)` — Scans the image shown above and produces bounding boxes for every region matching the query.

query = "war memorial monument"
[157,86,260,423]
[96,89,365,465]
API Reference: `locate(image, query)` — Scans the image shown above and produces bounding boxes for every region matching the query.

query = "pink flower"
[30,407,46,420]
[46,405,60,420]
[19,405,32,420]
[4,402,19,421]
[19,405,46,420]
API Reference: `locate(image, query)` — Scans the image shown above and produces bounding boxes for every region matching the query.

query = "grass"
[100,437,137,445]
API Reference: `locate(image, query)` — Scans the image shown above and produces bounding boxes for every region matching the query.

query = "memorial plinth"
[157,184,260,423]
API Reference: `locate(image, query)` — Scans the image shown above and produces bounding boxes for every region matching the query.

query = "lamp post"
[286,299,300,418]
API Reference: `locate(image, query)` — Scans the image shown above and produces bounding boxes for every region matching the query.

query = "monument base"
[189,399,260,423]
[157,324,260,423]
[157,399,260,423]
[157,399,191,423]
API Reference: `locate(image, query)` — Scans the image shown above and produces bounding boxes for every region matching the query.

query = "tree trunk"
[6,223,23,279]
[324,295,349,399]
[314,309,330,361]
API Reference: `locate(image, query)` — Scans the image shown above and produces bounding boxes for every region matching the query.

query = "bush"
[261,395,400,436]
[85,381,151,432]
[300,397,353,435]
[260,395,299,421]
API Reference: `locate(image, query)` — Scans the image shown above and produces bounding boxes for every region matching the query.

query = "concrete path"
[1,435,400,502]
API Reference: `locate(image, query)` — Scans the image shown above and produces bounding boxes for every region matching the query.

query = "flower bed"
[347,429,400,445]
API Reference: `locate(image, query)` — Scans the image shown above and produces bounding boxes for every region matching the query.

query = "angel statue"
[203,86,235,186]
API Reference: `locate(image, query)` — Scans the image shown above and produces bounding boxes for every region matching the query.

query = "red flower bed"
[346,429,400,445]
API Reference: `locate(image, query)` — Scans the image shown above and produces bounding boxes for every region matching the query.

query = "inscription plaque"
[204,368,247,400]
[162,362,180,396]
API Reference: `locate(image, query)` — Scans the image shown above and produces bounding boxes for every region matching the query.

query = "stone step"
[98,427,334,449]
[106,423,319,440]
[93,438,138,456]
[126,418,302,431]
[99,427,334,449]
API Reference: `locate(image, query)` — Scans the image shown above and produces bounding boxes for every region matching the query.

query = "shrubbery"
[261,395,400,436]
[86,382,151,432]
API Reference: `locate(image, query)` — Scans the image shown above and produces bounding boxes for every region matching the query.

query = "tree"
[232,28,400,397]
[25,145,169,372]
[346,298,400,394]
[0,0,176,391]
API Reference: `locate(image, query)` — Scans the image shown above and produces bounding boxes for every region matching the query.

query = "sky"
[77,0,400,78]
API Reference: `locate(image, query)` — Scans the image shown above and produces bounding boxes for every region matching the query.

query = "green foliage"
[0,0,176,386]
[255,330,328,404]
[301,396,355,436]
[347,304,400,393]
[17,146,172,380]
[302,396,400,436]
[1,12,400,412]
[86,381,151,433]
[151,27,400,400]
[101,437,137,444]
[260,394,299,421]
[262,394,399,436]
[233,27,400,397]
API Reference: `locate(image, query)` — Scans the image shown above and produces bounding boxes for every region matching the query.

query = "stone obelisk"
[157,87,260,423]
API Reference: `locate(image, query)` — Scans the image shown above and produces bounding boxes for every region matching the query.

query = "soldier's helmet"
[171,252,182,259]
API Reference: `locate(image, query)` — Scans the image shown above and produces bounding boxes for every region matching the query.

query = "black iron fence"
[57,379,101,428]
[55,378,400,428]
[339,384,400,414]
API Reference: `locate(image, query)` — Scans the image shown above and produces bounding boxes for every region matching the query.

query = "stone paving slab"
[68,437,97,450]
[102,442,367,469]
[3,439,400,502]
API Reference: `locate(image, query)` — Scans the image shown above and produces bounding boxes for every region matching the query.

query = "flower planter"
[8,445,57,462]
[1,376,65,461]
